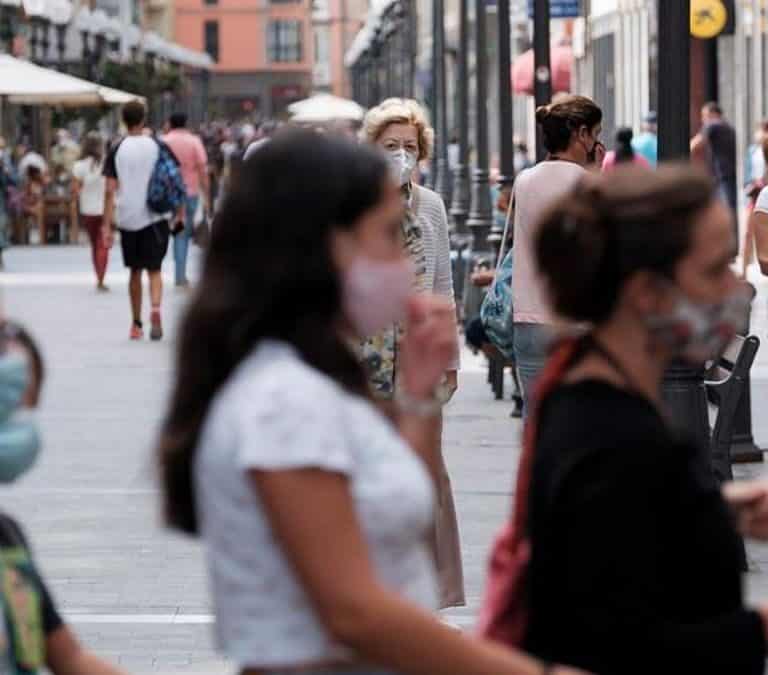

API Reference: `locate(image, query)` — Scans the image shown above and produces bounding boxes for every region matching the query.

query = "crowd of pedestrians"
[5,87,768,675]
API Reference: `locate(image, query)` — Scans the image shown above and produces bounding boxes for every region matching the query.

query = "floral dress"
[358,188,429,399]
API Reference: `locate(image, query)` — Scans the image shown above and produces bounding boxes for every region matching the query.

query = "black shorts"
[120,221,169,271]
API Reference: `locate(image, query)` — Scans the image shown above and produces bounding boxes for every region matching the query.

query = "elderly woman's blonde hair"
[362,98,435,161]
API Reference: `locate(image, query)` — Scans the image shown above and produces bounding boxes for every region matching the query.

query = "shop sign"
[690,0,729,39]
[526,0,581,19]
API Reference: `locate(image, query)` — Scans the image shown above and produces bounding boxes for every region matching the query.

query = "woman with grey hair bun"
[359,97,464,610]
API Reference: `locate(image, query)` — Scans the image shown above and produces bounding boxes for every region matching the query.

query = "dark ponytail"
[614,127,635,163]
[535,165,716,324]
[535,95,603,154]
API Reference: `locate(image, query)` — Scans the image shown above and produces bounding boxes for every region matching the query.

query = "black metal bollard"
[731,281,763,463]
[662,363,716,474]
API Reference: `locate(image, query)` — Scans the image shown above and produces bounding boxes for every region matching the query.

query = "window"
[204,20,219,62]
[204,0,218,6]
[267,20,303,62]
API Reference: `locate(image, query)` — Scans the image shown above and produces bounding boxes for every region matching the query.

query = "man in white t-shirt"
[102,100,171,341]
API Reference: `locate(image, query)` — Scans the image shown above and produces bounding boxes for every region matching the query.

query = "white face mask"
[342,255,415,337]
[387,149,418,186]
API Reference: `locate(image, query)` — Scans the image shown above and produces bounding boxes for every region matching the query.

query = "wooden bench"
[705,334,761,483]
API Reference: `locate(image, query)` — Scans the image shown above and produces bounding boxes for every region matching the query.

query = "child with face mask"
[0,320,128,675]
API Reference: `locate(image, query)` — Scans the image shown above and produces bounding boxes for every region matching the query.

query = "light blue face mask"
[0,353,29,422]
[0,412,41,483]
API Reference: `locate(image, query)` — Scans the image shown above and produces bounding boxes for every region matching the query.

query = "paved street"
[3,243,768,673]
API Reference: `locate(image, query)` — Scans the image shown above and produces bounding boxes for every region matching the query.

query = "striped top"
[411,184,460,370]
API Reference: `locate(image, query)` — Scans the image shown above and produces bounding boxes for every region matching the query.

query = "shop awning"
[512,45,573,96]
[0,55,144,106]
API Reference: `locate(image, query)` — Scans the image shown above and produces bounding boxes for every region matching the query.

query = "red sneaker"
[150,310,163,341]
[130,322,144,340]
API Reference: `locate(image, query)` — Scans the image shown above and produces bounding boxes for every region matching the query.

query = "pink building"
[174,0,314,118]
[311,0,365,98]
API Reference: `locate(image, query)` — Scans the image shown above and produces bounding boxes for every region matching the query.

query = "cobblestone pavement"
[3,245,768,673]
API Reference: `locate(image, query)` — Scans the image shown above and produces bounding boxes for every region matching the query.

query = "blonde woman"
[360,98,464,609]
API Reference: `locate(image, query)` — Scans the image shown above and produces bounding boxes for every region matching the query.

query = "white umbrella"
[0,54,143,106]
[288,94,366,123]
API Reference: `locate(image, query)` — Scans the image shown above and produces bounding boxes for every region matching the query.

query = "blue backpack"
[480,195,515,359]
[147,139,186,214]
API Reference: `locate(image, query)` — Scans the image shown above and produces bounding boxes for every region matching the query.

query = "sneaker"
[130,322,144,340]
[150,310,163,341]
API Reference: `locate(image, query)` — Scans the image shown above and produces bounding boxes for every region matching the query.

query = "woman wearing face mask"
[506,166,765,674]
[0,320,128,675]
[156,131,584,675]
[511,95,603,411]
[359,98,464,609]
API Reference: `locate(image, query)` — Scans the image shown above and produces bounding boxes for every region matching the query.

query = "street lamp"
[448,0,470,308]
[431,0,450,205]
[123,22,140,62]
[0,0,22,54]
[48,0,72,69]
[22,0,45,62]
[75,4,93,78]
[532,0,551,160]
[89,7,108,68]
[465,0,493,260]
[105,16,120,55]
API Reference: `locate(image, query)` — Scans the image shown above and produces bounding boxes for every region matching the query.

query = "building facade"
[174,0,314,119]
[312,0,366,97]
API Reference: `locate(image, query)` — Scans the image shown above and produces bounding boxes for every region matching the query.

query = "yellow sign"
[690,0,728,39]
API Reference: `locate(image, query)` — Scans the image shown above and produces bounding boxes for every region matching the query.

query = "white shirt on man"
[103,135,163,232]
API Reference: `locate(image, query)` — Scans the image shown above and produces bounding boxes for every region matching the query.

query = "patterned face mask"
[646,284,751,363]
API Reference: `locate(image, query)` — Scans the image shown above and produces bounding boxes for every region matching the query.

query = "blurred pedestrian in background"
[163,112,210,288]
[72,132,110,291]
[691,102,738,228]
[50,129,80,175]
[743,129,768,277]
[601,127,650,171]
[0,319,128,675]
[632,111,658,167]
[16,144,48,186]
[156,130,583,675]
[511,95,603,410]
[360,98,464,609]
[103,100,173,341]
[0,137,17,267]
[22,166,45,244]
[509,166,762,675]
[243,120,281,160]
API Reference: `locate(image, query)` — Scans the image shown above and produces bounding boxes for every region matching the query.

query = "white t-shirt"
[755,186,768,214]
[72,157,105,216]
[512,160,586,324]
[17,152,47,183]
[103,136,162,232]
[194,340,437,669]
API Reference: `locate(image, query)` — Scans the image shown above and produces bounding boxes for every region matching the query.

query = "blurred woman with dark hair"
[601,127,650,171]
[72,132,110,291]
[512,165,764,674]
[156,130,583,675]
[511,95,603,411]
